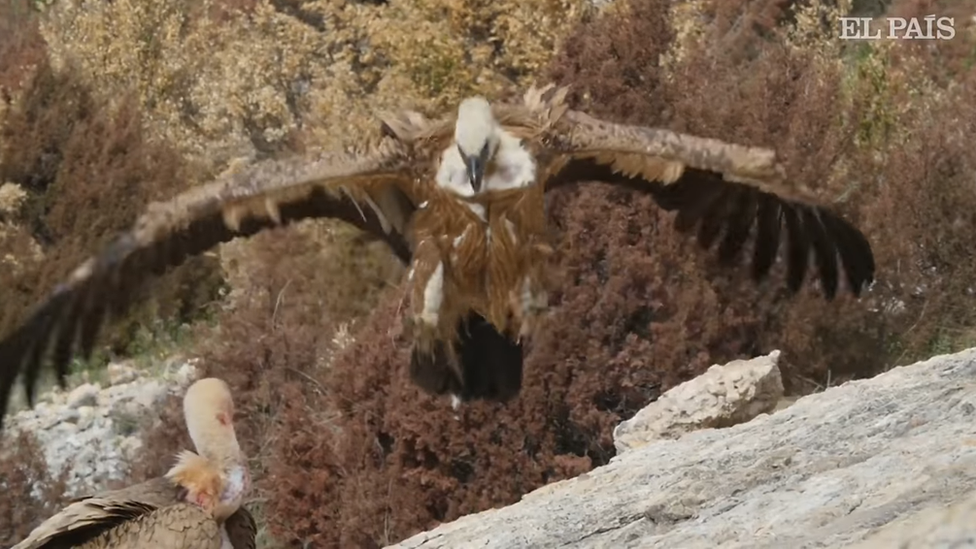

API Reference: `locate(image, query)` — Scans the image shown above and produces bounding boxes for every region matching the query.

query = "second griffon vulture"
[13,377,254,549]
[0,85,875,430]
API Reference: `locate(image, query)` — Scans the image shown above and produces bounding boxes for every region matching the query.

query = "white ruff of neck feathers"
[189,420,249,512]
[220,461,251,507]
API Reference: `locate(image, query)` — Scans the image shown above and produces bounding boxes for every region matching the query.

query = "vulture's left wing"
[0,138,420,432]
[15,499,222,549]
[11,494,157,549]
[539,106,875,301]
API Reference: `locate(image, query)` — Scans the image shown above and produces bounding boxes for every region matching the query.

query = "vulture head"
[166,377,250,522]
[454,96,501,193]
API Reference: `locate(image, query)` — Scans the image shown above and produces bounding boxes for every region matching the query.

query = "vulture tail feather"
[455,312,523,402]
[409,312,523,404]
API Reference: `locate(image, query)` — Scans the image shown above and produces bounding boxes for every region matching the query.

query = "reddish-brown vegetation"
[0,431,70,546]
[0,0,45,96]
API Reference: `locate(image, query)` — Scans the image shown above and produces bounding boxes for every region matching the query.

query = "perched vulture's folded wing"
[539,107,875,301]
[0,138,420,432]
[16,501,222,549]
[11,477,174,549]
[224,505,258,549]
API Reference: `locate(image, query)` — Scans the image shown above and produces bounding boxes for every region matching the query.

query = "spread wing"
[11,477,174,549]
[539,102,875,301]
[0,138,422,432]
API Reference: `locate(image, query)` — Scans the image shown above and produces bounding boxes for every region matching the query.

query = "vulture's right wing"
[0,137,421,432]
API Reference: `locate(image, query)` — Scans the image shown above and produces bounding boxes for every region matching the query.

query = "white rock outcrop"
[1,358,199,497]
[390,348,976,549]
[613,350,784,453]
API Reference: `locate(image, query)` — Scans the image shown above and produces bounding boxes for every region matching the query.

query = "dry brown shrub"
[255,292,602,547]
[0,56,224,360]
[884,0,976,85]
[0,430,70,546]
[0,0,46,94]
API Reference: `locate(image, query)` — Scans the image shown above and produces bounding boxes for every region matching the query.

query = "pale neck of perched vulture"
[172,377,251,522]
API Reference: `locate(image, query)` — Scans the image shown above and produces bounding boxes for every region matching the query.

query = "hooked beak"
[465,155,484,193]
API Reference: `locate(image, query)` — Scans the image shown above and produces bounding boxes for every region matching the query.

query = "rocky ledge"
[390,348,976,548]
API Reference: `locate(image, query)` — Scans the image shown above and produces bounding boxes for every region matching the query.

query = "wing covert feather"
[552,108,803,197]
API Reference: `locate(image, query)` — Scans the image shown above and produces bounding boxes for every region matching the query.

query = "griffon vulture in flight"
[13,377,255,549]
[0,85,875,431]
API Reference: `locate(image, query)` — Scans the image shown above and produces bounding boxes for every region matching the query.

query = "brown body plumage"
[12,378,255,549]
[0,85,875,426]
[404,186,550,349]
